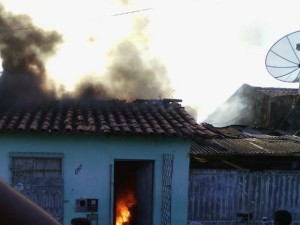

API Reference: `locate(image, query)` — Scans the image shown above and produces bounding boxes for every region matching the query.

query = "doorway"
[114,160,154,225]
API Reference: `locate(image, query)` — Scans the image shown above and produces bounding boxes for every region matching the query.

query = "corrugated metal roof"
[190,140,236,155]
[191,137,300,156]
[190,125,300,156]
[255,87,299,97]
[213,137,300,155]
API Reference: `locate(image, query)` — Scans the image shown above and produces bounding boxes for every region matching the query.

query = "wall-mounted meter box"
[75,198,98,212]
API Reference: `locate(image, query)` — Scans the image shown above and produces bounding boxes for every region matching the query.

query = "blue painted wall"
[0,134,190,225]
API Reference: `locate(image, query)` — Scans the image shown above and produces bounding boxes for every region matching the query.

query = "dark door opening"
[114,160,153,225]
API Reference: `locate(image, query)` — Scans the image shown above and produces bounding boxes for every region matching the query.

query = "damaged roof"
[190,125,300,156]
[255,86,299,97]
[0,99,218,139]
[3,96,299,157]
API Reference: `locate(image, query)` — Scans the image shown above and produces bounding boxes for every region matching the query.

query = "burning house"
[0,98,219,225]
[3,3,300,224]
[0,5,221,225]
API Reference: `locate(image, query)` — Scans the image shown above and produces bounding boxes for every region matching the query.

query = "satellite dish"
[265,30,300,92]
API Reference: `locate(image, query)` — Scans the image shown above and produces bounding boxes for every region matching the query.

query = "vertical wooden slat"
[188,169,300,225]
[188,170,239,224]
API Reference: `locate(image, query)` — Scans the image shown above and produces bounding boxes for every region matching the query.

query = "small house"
[0,99,216,225]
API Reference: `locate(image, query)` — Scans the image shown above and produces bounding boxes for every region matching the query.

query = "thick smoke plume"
[75,40,172,100]
[0,3,173,108]
[0,4,62,108]
[204,84,255,127]
[73,16,173,101]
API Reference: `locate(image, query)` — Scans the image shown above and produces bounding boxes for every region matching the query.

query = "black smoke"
[0,3,173,109]
[0,4,62,108]
[73,16,173,100]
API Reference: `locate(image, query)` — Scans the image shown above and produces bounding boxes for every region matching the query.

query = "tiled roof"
[0,99,218,139]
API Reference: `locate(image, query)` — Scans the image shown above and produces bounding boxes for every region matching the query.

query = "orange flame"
[116,191,136,225]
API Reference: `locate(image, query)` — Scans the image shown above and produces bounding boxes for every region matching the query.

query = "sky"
[0,0,300,122]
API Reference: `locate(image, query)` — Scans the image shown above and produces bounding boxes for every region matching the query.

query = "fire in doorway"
[114,160,153,225]
[115,188,137,225]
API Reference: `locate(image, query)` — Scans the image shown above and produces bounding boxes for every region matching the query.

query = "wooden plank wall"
[188,169,300,225]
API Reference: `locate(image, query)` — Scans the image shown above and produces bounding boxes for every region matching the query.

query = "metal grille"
[10,154,64,224]
[161,154,174,225]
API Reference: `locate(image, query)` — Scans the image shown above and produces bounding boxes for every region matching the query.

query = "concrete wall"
[0,134,190,225]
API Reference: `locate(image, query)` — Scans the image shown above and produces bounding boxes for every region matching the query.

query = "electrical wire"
[112,8,152,16]
[0,6,153,35]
